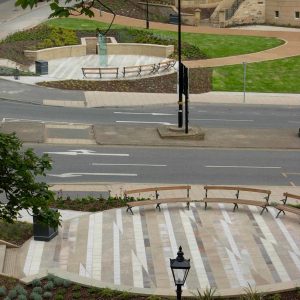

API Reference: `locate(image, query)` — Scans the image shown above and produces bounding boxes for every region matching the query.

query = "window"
[275,10,279,18]
[296,11,300,19]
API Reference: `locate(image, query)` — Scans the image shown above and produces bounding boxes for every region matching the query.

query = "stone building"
[265,0,300,27]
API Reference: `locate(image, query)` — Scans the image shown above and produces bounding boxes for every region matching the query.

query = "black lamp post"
[177,0,183,128]
[170,246,190,300]
[146,0,149,29]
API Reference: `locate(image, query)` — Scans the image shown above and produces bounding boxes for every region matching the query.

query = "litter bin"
[35,60,48,75]
[33,208,58,241]
[169,14,179,24]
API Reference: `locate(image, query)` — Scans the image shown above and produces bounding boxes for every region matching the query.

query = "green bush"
[31,279,41,288]
[29,293,42,300]
[15,285,27,296]
[42,292,52,299]
[32,287,42,295]
[195,287,217,299]
[17,295,27,300]
[43,281,54,291]
[72,291,81,299]
[53,277,64,287]
[8,289,18,299]
[54,295,64,300]
[63,279,71,288]
[0,286,7,296]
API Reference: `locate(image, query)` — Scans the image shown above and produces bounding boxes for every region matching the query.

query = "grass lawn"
[46,18,284,58]
[213,56,300,93]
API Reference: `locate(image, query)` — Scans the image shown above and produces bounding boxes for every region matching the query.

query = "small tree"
[0,132,60,227]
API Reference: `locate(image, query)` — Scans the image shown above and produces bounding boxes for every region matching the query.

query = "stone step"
[3,248,18,277]
[0,245,6,273]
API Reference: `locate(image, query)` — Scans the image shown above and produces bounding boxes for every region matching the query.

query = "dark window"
[296,11,300,19]
[275,10,279,18]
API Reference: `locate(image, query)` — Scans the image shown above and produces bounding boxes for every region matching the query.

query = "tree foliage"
[15,0,99,18]
[0,133,60,227]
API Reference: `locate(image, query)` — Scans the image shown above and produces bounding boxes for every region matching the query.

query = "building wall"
[265,0,300,26]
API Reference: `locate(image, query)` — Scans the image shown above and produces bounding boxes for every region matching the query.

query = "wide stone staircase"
[0,243,21,278]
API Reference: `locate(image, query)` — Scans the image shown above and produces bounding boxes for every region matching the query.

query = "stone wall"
[227,0,265,26]
[265,0,300,26]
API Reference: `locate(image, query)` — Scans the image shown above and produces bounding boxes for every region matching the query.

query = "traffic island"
[157,125,205,140]
[0,121,45,143]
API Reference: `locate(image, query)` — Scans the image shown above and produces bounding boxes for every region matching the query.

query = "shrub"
[63,279,71,288]
[42,292,52,299]
[29,293,42,300]
[53,277,64,287]
[99,287,119,297]
[43,281,54,291]
[147,296,163,300]
[15,285,27,296]
[8,289,18,299]
[71,284,81,292]
[72,291,81,299]
[54,296,64,300]
[241,284,264,300]
[32,287,42,295]
[31,279,41,288]
[46,274,55,282]
[17,295,27,300]
[269,294,281,300]
[0,286,7,296]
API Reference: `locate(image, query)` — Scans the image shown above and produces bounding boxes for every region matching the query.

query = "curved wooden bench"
[156,59,176,72]
[82,67,119,78]
[203,186,271,214]
[124,185,191,215]
[274,192,300,218]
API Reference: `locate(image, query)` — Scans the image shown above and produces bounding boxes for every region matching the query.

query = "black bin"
[169,14,179,24]
[33,208,58,241]
[35,60,48,75]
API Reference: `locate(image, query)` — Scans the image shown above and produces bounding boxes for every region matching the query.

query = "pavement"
[13,183,300,297]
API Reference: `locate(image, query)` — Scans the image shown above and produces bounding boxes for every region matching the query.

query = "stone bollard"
[194,8,201,26]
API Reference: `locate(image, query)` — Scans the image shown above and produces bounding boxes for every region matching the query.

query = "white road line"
[205,165,281,169]
[3,117,92,126]
[45,150,129,156]
[190,118,254,122]
[116,121,175,125]
[114,112,174,116]
[48,172,138,178]
[92,163,167,167]
[286,172,300,176]
[288,121,300,124]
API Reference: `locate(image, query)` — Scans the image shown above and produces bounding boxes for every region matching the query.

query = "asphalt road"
[1,99,300,129]
[29,144,300,186]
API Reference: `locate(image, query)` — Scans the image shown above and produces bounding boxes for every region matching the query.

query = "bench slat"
[204,186,270,194]
[204,198,267,207]
[125,185,191,196]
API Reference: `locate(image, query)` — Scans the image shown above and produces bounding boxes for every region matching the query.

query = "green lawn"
[213,56,300,93]
[46,18,284,59]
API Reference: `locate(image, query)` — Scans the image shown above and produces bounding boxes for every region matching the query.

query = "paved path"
[15,183,300,297]
[72,9,300,68]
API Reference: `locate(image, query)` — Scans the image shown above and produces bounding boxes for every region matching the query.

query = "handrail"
[225,0,245,20]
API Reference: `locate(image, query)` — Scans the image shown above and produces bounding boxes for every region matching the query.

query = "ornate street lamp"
[170,246,190,300]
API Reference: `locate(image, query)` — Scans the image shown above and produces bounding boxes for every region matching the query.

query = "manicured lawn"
[213,56,300,93]
[46,18,284,58]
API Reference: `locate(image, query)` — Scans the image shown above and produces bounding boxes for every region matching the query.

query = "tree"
[15,0,112,19]
[0,132,60,227]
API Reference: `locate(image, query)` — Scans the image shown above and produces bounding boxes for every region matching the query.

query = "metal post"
[178,0,183,128]
[146,0,149,29]
[176,284,182,300]
[243,61,247,103]
[184,66,189,134]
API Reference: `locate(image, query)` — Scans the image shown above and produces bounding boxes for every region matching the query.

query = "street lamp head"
[170,246,190,286]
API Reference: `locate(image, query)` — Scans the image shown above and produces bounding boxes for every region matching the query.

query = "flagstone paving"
[16,184,300,295]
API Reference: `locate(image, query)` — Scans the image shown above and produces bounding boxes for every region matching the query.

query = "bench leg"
[276,210,283,218]
[260,206,268,215]
[156,203,161,211]
[126,206,134,215]
[204,202,207,210]
[186,202,190,210]
[233,203,238,212]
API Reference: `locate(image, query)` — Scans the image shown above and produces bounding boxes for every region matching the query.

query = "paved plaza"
[13,185,300,296]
